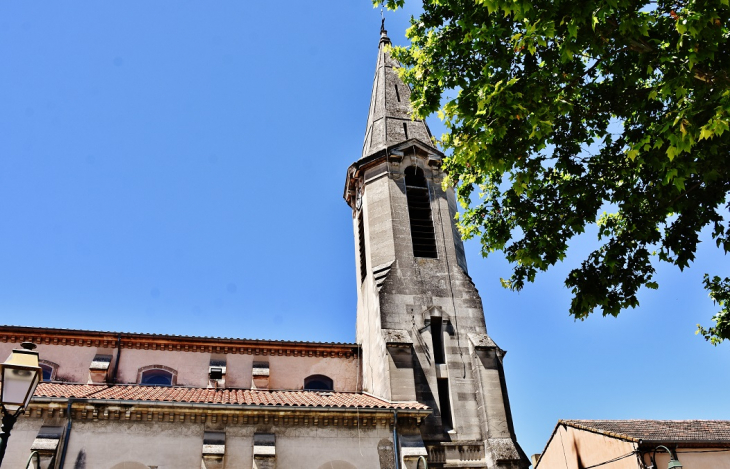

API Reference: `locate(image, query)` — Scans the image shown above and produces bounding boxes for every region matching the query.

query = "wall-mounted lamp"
[0,342,42,465]
[655,445,683,469]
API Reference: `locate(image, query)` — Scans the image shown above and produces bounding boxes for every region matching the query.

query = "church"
[0,26,528,469]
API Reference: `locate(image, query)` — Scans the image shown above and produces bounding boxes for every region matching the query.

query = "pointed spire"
[361,24,435,160]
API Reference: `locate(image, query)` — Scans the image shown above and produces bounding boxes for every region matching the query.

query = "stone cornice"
[0,325,358,359]
[25,400,427,427]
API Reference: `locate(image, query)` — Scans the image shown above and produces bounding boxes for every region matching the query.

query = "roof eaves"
[31,396,431,414]
[638,439,730,448]
[0,325,358,353]
[560,420,641,443]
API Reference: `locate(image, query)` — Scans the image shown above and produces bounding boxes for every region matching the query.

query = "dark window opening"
[40,364,54,381]
[431,317,445,364]
[209,367,224,380]
[358,211,367,282]
[394,85,401,102]
[304,374,334,391]
[405,166,437,258]
[437,378,453,430]
[403,122,409,140]
[140,369,173,386]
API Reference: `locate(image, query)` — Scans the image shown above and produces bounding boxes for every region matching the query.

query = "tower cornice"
[343,140,444,208]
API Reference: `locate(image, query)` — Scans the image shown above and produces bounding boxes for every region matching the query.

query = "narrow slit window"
[404,166,437,258]
[394,85,401,102]
[431,317,445,364]
[358,211,367,282]
[403,122,409,140]
[437,378,453,430]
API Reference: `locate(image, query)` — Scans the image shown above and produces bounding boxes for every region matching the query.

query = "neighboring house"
[0,23,527,469]
[534,420,730,469]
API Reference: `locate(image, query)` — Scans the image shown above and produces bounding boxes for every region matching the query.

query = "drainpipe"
[111,334,122,384]
[57,399,76,469]
[392,411,400,469]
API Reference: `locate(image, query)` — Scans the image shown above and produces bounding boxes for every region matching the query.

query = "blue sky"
[1,1,728,460]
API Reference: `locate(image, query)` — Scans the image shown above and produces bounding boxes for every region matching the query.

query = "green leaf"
[666,146,679,161]
[567,22,578,38]
[674,177,686,192]
[699,126,714,140]
[392,0,730,345]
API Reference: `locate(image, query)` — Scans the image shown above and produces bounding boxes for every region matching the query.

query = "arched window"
[304,374,334,391]
[138,366,176,386]
[405,166,437,258]
[39,360,58,382]
[141,369,173,386]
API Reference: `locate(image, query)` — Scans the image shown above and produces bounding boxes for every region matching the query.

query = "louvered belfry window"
[405,166,437,258]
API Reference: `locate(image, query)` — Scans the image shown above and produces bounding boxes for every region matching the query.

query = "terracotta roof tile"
[32,383,429,411]
[562,420,730,443]
[31,383,105,399]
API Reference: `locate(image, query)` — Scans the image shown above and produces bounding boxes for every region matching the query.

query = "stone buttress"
[343,27,530,469]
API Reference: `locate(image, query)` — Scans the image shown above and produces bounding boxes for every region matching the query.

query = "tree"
[377,0,730,344]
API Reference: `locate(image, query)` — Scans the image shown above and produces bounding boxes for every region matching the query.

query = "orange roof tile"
[562,419,730,444]
[33,383,429,411]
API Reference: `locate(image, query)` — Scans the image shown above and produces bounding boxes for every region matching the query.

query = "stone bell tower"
[343,26,529,469]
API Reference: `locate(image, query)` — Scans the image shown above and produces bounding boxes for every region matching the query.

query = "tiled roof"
[33,383,429,411]
[562,420,730,444]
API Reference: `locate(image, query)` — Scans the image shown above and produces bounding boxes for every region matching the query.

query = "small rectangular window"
[394,85,401,102]
[209,367,224,380]
[403,122,409,140]
[437,378,453,430]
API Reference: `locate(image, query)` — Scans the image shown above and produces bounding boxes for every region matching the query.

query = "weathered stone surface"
[377,438,396,469]
[30,437,60,451]
[488,437,522,462]
[351,28,529,469]
[383,329,412,345]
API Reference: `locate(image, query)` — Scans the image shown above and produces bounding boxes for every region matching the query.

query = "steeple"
[361,24,435,160]
[341,26,530,469]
